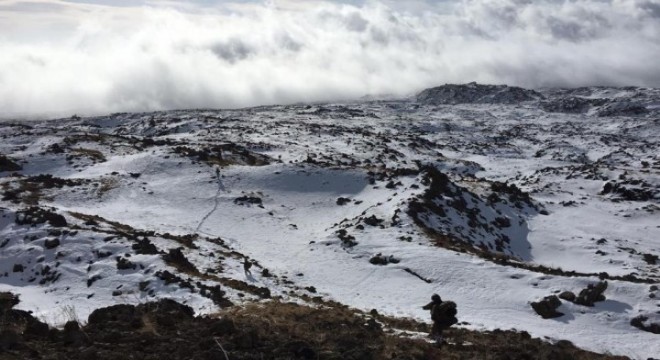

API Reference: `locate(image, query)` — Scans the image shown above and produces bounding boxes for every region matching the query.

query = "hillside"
[1,83,659,358]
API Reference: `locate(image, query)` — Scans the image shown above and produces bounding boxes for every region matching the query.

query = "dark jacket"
[423,300,456,330]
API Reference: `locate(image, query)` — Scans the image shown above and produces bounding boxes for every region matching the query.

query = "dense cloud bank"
[1,0,659,116]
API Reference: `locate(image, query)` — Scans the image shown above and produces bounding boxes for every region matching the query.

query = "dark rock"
[162,248,197,273]
[87,304,139,329]
[46,143,65,154]
[417,82,542,105]
[574,281,607,307]
[139,281,150,291]
[558,291,576,302]
[132,238,159,255]
[631,315,660,334]
[62,321,90,347]
[369,253,399,266]
[44,238,60,249]
[23,317,50,338]
[363,215,383,227]
[0,155,22,172]
[336,229,357,247]
[139,299,195,321]
[12,264,24,273]
[600,180,655,201]
[642,253,658,265]
[336,197,351,206]
[597,100,648,117]
[47,214,67,227]
[233,196,262,206]
[116,256,136,270]
[15,207,67,227]
[531,295,563,319]
[541,97,607,113]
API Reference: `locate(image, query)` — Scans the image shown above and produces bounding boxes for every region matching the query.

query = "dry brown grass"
[97,177,119,197]
[214,301,435,359]
[71,148,106,162]
[211,301,627,360]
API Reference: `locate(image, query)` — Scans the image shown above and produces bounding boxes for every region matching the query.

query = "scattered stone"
[336,229,357,247]
[15,207,67,227]
[363,215,383,227]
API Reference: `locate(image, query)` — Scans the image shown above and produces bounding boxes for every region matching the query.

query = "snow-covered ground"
[1,84,659,358]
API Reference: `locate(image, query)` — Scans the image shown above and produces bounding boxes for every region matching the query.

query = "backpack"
[432,301,457,322]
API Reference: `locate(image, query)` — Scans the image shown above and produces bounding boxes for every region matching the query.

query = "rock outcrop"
[417,82,543,105]
[531,295,564,319]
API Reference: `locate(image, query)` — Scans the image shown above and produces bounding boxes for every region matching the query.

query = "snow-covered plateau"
[1,83,659,359]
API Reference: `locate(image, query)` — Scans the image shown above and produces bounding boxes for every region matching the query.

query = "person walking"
[243,256,253,277]
[422,294,458,346]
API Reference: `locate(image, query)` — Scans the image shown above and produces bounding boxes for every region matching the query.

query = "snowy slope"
[1,84,659,359]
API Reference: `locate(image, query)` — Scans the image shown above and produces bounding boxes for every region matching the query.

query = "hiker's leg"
[436,329,443,345]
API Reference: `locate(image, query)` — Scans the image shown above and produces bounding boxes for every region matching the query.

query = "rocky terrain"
[1,83,659,359]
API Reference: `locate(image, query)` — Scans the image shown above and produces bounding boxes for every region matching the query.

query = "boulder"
[369,253,400,266]
[87,304,140,330]
[574,281,607,307]
[0,155,22,172]
[531,296,563,319]
[62,321,90,347]
[558,291,576,302]
[631,315,660,334]
[44,238,61,249]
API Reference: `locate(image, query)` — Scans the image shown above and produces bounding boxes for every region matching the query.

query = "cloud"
[0,0,659,117]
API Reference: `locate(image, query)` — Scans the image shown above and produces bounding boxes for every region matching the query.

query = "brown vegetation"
[0,296,628,360]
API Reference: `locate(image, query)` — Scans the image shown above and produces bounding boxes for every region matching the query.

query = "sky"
[1,0,659,117]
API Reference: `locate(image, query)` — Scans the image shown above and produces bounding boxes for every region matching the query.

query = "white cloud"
[0,0,659,117]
